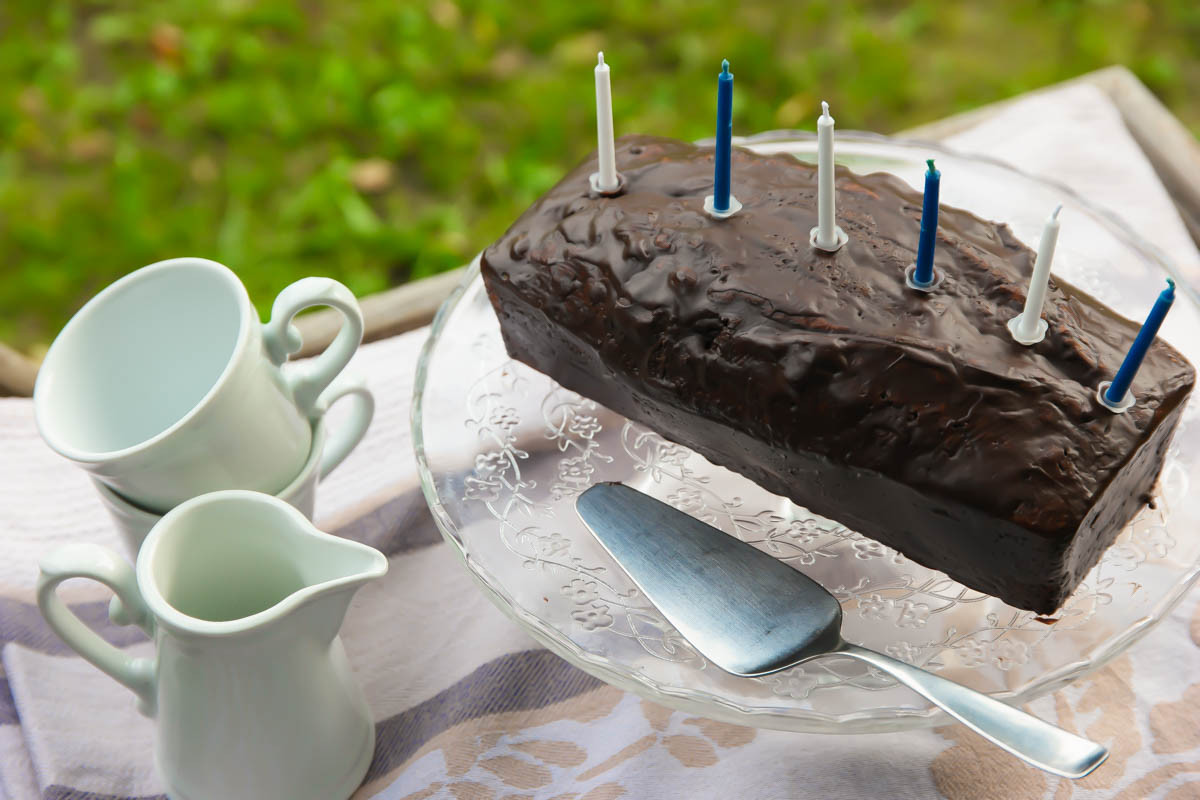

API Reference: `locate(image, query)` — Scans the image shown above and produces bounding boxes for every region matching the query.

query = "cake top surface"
[482,135,1195,537]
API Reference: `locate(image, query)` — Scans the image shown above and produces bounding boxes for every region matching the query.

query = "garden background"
[1,0,1197,355]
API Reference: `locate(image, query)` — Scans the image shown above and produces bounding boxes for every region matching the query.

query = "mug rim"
[33,257,255,463]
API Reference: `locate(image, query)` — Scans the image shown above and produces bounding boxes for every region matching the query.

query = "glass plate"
[412,132,1200,733]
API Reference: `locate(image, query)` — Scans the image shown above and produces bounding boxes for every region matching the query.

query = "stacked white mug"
[33,256,375,551]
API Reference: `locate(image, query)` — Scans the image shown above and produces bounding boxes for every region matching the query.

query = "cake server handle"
[838,642,1108,779]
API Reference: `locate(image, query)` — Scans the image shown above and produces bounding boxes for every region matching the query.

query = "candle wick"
[1052,204,1063,220]
[926,158,935,173]
[821,100,830,118]
[1167,277,1176,291]
[597,51,605,66]
[721,59,730,75]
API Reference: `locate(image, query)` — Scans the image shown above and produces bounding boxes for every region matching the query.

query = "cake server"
[575,482,1108,779]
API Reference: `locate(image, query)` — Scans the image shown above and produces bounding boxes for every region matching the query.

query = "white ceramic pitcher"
[37,491,388,800]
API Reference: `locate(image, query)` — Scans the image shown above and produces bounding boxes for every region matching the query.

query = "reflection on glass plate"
[413,133,1200,733]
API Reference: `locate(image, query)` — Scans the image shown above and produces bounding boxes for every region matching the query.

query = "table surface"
[2,76,1200,800]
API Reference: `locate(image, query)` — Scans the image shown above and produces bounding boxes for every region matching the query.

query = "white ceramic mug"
[93,375,373,556]
[37,490,387,800]
[34,257,365,512]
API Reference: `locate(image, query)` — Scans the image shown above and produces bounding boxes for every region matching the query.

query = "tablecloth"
[2,81,1200,800]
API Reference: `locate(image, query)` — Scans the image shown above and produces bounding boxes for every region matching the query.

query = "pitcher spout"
[137,490,387,638]
[282,528,388,645]
[293,526,389,596]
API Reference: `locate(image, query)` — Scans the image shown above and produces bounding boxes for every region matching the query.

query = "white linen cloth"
[2,81,1199,800]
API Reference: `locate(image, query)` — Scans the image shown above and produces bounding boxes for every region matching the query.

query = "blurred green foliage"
[1,0,1197,353]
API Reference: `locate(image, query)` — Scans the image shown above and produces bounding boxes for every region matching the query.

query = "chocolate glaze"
[481,135,1195,612]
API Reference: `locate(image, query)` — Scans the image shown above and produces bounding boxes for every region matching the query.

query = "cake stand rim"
[410,134,1200,733]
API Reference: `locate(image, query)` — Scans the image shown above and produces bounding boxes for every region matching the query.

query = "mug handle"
[316,374,375,479]
[262,278,365,419]
[36,544,158,716]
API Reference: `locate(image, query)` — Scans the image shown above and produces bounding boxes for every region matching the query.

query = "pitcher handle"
[317,374,375,479]
[262,277,365,419]
[37,544,158,717]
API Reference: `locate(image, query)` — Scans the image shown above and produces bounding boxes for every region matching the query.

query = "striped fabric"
[3,83,1200,800]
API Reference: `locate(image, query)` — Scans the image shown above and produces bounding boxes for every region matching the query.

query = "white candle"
[1008,205,1062,345]
[591,52,619,194]
[810,101,846,252]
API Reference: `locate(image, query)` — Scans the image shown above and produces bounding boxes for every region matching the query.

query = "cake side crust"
[489,285,1071,612]
[481,134,1196,612]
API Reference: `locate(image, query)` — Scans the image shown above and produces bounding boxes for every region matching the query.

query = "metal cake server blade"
[575,482,1108,780]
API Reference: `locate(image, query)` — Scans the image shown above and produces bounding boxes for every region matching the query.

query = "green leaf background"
[1,0,1196,353]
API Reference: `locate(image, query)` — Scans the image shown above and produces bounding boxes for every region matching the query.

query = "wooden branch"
[292,265,467,357]
[0,266,471,396]
[1092,67,1200,249]
[0,342,38,398]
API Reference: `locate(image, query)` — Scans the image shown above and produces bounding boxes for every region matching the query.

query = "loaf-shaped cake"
[480,135,1195,613]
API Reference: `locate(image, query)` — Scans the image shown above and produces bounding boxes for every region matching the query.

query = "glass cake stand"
[412,132,1200,733]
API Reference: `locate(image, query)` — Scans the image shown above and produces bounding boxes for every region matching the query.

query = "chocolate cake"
[480,134,1195,613]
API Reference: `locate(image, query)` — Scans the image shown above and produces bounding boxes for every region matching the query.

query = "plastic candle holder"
[590,52,623,196]
[907,159,942,292]
[810,101,847,252]
[1098,277,1177,413]
[704,60,740,219]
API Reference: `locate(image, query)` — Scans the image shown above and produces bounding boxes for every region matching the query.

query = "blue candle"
[713,59,733,213]
[1104,278,1177,406]
[913,158,941,286]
